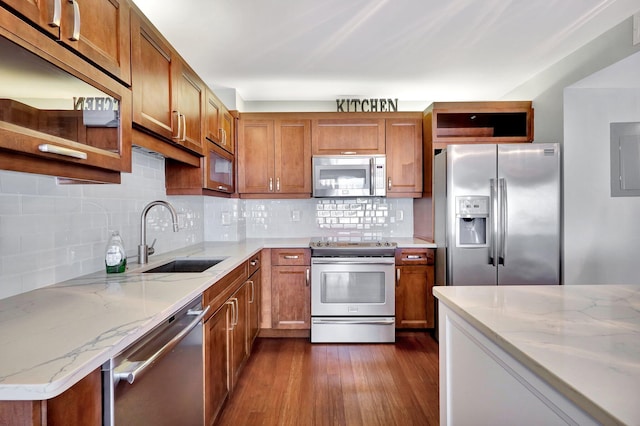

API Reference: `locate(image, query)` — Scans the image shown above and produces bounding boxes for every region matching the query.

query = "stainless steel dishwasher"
[102,296,209,426]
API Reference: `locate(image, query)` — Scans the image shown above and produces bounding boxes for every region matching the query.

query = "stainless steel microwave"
[312,155,386,197]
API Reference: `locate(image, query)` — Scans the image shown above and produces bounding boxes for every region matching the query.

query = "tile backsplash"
[0,149,415,299]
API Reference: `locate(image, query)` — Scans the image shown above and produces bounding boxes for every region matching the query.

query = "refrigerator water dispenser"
[456,196,489,247]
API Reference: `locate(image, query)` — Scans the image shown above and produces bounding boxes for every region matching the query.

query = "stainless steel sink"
[143,258,227,273]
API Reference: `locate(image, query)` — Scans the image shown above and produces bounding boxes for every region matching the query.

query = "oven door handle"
[312,318,395,325]
[311,259,395,265]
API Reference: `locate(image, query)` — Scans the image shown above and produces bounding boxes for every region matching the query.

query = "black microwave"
[312,155,386,197]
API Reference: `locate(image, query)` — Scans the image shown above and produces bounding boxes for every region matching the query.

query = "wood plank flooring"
[217,333,439,426]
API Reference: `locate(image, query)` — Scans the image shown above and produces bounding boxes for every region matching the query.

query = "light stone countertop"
[0,237,434,400]
[434,285,640,426]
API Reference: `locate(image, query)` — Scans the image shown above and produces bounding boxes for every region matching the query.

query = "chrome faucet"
[138,200,180,264]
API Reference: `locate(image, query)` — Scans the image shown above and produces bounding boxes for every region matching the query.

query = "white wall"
[563,52,640,285]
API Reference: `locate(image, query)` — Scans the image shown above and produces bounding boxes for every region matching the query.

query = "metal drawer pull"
[248,280,255,303]
[113,305,210,385]
[340,151,357,155]
[406,255,422,260]
[283,255,299,259]
[306,268,310,286]
[250,260,258,266]
[38,144,87,160]
[217,185,227,191]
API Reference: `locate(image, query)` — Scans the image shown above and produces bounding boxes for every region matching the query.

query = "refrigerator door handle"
[489,178,497,266]
[499,178,508,265]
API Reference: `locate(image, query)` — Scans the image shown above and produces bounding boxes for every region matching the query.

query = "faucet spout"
[138,200,180,264]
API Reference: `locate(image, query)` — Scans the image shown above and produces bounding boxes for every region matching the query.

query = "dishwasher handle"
[114,305,210,385]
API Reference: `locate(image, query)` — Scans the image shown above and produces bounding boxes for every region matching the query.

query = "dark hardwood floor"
[217,333,440,426]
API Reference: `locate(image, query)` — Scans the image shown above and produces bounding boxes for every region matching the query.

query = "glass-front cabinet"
[0,8,131,183]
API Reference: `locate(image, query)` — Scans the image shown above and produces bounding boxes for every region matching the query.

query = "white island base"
[439,303,597,425]
[435,285,640,426]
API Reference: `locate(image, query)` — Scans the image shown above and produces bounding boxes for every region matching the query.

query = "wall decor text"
[336,98,398,112]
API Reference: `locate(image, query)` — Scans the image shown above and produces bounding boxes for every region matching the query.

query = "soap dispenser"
[105,231,127,273]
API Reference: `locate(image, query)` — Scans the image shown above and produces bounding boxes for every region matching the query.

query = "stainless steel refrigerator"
[434,143,560,286]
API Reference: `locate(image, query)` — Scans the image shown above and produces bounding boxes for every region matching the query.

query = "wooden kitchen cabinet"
[424,101,534,151]
[229,282,249,392]
[395,248,435,329]
[311,117,385,155]
[0,368,102,426]
[386,118,423,197]
[130,8,204,157]
[0,0,131,85]
[271,248,311,330]
[247,252,262,353]
[0,7,132,183]
[205,89,234,154]
[165,138,235,197]
[204,302,230,426]
[237,114,311,198]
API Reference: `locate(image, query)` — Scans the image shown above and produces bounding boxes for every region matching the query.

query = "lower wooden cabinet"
[247,253,262,353]
[0,368,102,426]
[271,248,311,330]
[204,302,231,426]
[395,248,435,329]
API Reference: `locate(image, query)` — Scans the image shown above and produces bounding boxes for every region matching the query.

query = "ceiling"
[131,0,640,105]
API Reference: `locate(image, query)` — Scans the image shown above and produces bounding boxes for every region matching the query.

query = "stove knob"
[376,242,382,247]
[384,241,390,246]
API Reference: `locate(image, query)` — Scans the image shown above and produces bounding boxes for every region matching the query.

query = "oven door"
[311,257,395,317]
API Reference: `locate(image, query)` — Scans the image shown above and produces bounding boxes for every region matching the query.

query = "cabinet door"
[229,284,249,390]
[220,107,234,154]
[271,265,310,329]
[395,265,434,328]
[0,0,58,37]
[247,271,261,353]
[237,120,275,193]
[204,303,230,426]
[131,11,175,141]
[204,142,234,193]
[274,120,311,194]
[311,118,385,155]
[386,118,422,196]
[60,0,131,84]
[174,61,204,155]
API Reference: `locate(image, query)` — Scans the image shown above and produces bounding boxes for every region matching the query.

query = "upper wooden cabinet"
[385,118,423,197]
[424,101,533,150]
[0,7,132,183]
[130,8,204,157]
[311,117,385,155]
[0,0,131,85]
[237,114,311,198]
[206,89,234,154]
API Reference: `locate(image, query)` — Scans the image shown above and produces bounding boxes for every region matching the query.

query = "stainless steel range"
[310,238,397,343]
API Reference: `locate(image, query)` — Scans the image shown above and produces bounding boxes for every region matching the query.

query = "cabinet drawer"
[271,248,310,266]
[248,251,261,277]
[395,248,434,266]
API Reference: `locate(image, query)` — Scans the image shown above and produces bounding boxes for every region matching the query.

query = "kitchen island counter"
[0,237,434,401]
[434,285,640,426]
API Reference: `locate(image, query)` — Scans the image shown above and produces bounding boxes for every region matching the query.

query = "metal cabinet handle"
[248,280,255,303]
[269,177,273,192]
[180,114,187,142]
[250,259,258,267]
[68,0,80,41]
[220,128,227,146]
[405,255,422,260]
[306,268,310,287]
[340,151,357,155]
[388,177,392,190]
[396,268,400,284]
[172,111,181,139]
[38,144,87,160]
[283,255,299,259]
[49,0,62,27]
[113,305,210,385]
[276,177,280,192]
[233,297,239,326]
[217,185,228,191]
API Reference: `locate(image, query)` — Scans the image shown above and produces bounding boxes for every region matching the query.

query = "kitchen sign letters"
[336,98,398,112]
